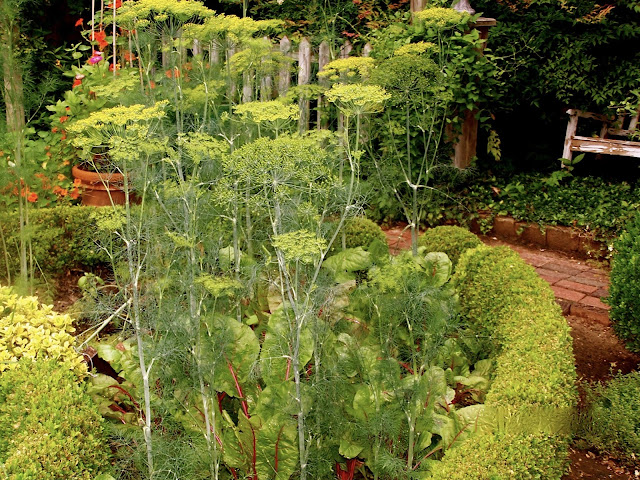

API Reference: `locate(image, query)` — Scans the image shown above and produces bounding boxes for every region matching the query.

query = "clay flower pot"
[72,164,127,207]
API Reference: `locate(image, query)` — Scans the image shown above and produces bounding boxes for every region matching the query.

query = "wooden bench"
[562,108,640,161]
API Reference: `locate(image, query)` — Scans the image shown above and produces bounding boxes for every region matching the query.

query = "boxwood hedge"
[429,245,577,479]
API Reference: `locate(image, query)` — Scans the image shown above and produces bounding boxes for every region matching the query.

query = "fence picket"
[298,37,311,132]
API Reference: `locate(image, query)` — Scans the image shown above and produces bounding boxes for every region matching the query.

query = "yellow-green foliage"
[0,286,86,376]
[429,245,577,479]
[0,359,110,479]
[317,56,376,82]
[117,0,214,27]
[394,41,437,57]
[325,83,390,116]
[418,225,481,269]
[414,6,470,29]
[429,432,570,480]
[453,245,576,409]
[233,99,299,124]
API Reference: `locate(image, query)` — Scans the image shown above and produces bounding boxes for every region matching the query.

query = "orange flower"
[46,151,52,157]
[75,18,83,27]
[58,174,67,181]
[61,132,67,140]
[59,115,69,123]
[107,0,122,8]
[70,188,80,200]
[27,192,38,203]
[73,178,82,187]
[63,160,70,166]
[165,68,180,79]
[109,62,121,71]
[93,30,109,50]
[51,127,58,133]
[72,78,82,88]
[149,80,156,89]
[123,51,136,62]
[53,186,68,197]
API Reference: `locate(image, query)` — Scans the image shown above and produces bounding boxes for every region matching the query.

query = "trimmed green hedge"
[0,359,110,479]
[430,245,577,479]
[607,214,640,352]
[418,225,482,269]
[0,206,112,279]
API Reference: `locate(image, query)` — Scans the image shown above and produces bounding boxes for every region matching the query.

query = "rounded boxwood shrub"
[418,225,482,269]
[0,359,111,479]
[582,371,640,462]
[342,216,388,250]
[608,215,640,352]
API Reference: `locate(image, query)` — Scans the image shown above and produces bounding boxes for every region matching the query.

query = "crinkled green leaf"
[260,307,314,385]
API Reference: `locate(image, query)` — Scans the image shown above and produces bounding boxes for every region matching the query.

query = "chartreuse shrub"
[418,225,482,269]
[0,285,86,375]
[428,245,577,480]
[607,215,640,352]
[581,371,640,463]
[0,205,111,279]
[0,359,110,479]
[342,216,388,250]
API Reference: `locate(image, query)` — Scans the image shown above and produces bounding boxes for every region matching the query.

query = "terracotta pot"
[72,164,127,207]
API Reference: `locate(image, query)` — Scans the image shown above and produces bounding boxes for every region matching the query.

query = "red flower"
[59,115,69,123]
[93,30,109,50]
[27,192,38,203]
[70,188,80,200]
[72,78,82,88]
[107,0,122,8]
[51,127,58,133]
[75,18,84,27]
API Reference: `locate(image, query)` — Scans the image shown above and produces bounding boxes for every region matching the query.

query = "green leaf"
[260,307,314,385]
[204,315,260,396]
[339,437,364,459]
[323,247,372,282]
[419,251,452,287]
[255,416,298,480]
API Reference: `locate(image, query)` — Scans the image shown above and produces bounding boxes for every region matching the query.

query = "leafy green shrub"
[418,225,482,269]
[582,371,640,462]
[342,216,388,251]
[0,205,111,279]
[0,285,86,375]
[608,215,640,351]
[0,359,110,479]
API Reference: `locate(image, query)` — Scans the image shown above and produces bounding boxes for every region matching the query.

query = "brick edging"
[470,215,608,261]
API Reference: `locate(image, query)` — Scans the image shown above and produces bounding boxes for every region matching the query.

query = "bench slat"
[570,136,640,158]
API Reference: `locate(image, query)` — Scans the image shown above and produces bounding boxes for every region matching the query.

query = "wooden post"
[278,36,291,97]
[363,43,373,57]
[452,17,496,169]
[260,36,273,100]
[298,37,311,132]
[562,110,579,161]
[242,71,252,103]
[411,0,426,13]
